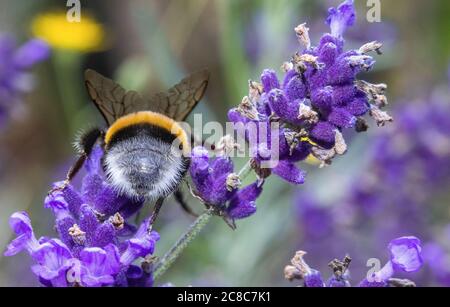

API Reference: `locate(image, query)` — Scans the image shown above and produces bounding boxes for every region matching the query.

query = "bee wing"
[84,69,209,126]
[84,69,146,126]
[145,69,210,121]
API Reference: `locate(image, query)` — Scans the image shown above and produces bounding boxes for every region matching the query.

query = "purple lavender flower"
[284,251,325,287]
[31,239,75,287]
[360,236,423,287]
[4,146,159,287]
[228,0,391,183]
[285,236,423,287]
[326,0,356,38]
[327,276,351,287]
[4,211,40,257]
[228,106,310,184]
[327,256,352,287]
[0,36,50,127]
[389,236,423,273]
[189,146,263,221]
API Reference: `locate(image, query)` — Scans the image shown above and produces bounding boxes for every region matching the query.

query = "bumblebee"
[53,69,209,224]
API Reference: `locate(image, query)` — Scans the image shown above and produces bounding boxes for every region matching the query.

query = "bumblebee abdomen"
[103,115,190,200]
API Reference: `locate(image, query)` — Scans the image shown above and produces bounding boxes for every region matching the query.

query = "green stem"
[52,50,83,136]
[238,160,252,179]
[153,208,214,281]
[153,160,255,282]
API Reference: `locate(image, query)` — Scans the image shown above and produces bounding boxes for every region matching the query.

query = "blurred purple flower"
[4,146,159,287]
[422,243,450,285]
[296,196,334,240]
[327,276,351,287]
[0,36,50,127]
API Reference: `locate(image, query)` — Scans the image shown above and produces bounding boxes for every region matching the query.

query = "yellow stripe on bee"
[300,137,320,165]
[104,111,190,153]
[300,136,318,146]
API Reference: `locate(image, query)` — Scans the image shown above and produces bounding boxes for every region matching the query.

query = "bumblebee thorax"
[102,115,190,200]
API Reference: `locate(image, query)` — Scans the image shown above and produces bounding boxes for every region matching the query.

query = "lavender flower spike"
[189,146,263,222]
[229,0,391,178]
[4,145,160,287]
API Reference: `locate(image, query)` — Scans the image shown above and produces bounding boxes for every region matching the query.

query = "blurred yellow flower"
[31,12,105,53]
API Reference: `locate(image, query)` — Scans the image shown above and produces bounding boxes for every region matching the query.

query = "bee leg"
[48,154,88,195]
[148,197,165,228]
[48,127,104,195]
[174,189,199,218]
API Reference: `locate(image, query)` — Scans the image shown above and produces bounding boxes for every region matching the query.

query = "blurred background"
[0,0,449,286]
